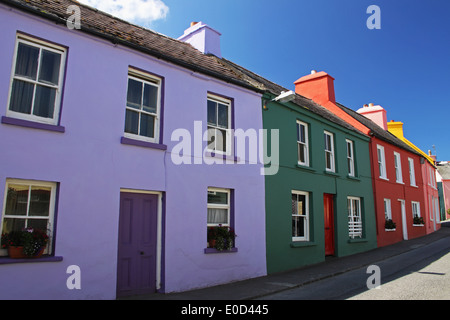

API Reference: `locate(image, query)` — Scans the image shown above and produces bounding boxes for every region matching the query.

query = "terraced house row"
[0,0,442,299]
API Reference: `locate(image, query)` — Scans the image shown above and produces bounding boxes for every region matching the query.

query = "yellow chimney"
[387,120,404,139]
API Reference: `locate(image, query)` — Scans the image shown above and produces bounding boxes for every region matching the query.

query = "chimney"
[293,71,371,135]
[387,120,404,139]
[294,71,336,105]
[178,22,222,58]
[356,103,388,130]
[428,150,437,163]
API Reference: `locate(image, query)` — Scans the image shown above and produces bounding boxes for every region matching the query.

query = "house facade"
[388,121,441,234]
[0,0,267,299]
[237,69,378,274]
[341,105,428,247]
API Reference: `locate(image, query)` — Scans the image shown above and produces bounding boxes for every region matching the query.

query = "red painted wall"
[369,137,427,247]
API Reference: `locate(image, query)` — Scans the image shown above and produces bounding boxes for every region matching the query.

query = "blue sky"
[80,0,450,161]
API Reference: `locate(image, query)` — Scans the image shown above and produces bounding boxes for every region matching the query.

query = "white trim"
[297,120,309,167]
[324,131,335,173]
[206,94,232,156]
[124,70,162,144]
[394,152,403,184]
[207,187,231,227]
[408,158,417,187]
[384,198,392,220]
[291,190,309,242]
[346,139,355,177]
[6,35,66,125]
[1,178,57,256]
[377,145,387,179]
[347,196,362,239]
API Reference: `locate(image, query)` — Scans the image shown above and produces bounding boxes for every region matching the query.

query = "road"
[258,237,450,300]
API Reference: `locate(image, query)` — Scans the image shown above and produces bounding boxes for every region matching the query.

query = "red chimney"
[294,71,371,135]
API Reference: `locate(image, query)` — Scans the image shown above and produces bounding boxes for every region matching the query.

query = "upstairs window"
[324,131,335,172]
[408,158,417,186]
[124,69,162,143]
[297,121,309,166]
[207,94,231,155]
[377,145,387,179]
[394,152,403,183]
[7,35,66,125]
[346,139,355,177]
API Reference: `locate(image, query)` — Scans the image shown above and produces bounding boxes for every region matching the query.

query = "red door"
[324,194,335,256]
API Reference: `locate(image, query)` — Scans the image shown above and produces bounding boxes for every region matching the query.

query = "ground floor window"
[291,191,309,241]
[348,196,362,239]
[207,188,235,251]
[1,179,57,256]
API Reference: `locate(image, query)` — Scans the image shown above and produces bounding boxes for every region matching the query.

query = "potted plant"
[413,215,424,225]
[385,219,396,231]
[207,225,236,251]
[1,228,49,258]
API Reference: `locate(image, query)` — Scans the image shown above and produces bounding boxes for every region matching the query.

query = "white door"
[399,200,408,240]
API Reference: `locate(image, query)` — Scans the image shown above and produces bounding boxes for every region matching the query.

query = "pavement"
[121,221,450,300]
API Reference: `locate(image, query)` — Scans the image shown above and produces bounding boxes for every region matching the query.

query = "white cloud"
[77,0,169,25]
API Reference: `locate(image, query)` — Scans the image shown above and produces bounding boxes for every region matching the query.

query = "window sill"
[347,175,360,181]
[290,241,316,248]
[348,238,367,243]
[413,224,424,227]
[295,164,316,172]
[0,255,63,265]
[204,248,238,254]
[324,170,339,177]
[205,151,240,163]
[1,116,65,133]
[121,137,167,150]
[385,228,396,232]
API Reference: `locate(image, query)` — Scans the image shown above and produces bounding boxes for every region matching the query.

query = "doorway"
[324,194,335,256]
[117,192,160,298]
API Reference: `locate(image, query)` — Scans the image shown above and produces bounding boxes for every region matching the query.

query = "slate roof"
[2,0,363,137]
[437,162,450,180]
[336,103,424,158]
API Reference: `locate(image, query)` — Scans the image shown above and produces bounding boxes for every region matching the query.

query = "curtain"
[207,208,228,225]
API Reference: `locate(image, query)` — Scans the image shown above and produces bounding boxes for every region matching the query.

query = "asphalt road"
[258,237,450,300]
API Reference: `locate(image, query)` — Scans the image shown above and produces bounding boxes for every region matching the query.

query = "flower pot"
[208,240,216,248]
[33,247,45,258]
[8,246,26,259]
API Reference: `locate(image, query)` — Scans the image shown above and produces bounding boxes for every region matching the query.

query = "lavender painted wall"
[0,4,266,299]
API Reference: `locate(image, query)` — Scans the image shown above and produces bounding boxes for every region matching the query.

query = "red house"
[342,104,428,247]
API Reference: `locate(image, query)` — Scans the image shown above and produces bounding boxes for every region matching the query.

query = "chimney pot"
[311,70,317,74]
[190,21,198,27]
[369,103,374,107]
[363,104,369,108]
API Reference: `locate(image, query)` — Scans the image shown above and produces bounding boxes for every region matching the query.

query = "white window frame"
[124,68,162,144]
[348,196,363,239]
[412,201,421,219]
[297,121,309,166]
[377,145,387,179]
[207,188,231,227]
[291,190,309,242]
[1,179,57,257]
[6,35,67,125]
[384,199,392,220]
[346,139,355,177]
[408,158,417,187]
[207,94,232,156]
[394,152,403,183]
[324,131,335,172]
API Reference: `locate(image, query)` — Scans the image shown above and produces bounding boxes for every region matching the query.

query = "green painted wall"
[263,96,377,274]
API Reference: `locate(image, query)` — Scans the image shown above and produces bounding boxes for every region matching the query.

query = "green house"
[227,67,377,275]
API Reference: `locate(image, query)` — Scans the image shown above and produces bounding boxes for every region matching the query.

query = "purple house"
[0,0,267,299]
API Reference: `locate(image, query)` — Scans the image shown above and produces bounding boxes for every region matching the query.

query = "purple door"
[117,192,159,297]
